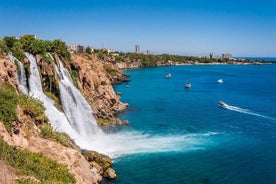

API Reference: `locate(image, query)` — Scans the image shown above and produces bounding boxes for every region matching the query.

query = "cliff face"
[0,56,118,184]
[0,121,102,184]
[71,54,128,125]
[0,58,18,90]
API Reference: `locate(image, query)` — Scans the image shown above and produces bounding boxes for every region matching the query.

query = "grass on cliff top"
[0,137,76,184]
[0,83,18,133]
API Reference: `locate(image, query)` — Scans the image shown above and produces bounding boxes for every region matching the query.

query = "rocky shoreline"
[0,53,123,183]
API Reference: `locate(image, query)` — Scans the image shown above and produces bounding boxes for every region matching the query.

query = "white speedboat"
[185,82,191,88]
[217,79,223,84]
[218,101,227,107]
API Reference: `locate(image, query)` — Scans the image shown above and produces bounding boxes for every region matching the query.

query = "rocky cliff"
[0,58,18,90]
[0,52,124,183]
[71,54,128,126]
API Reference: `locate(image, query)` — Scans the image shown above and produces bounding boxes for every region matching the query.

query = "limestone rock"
[0,58,18,90]
[82,150,112,171]
[71,54,128,124]
[104,168,117,180]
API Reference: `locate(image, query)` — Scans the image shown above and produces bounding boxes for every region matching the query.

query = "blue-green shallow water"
[110,64,276,184]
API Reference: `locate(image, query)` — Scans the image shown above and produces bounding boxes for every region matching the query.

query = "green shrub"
[17,178,40,184]
[103,65,117,75]
[0,83,18,133]
[70,70,79,87]
[39,123,73,148]
[18,94,48,125]
[45,91,63,111]
[41,52,53,63]
[0,138,76,183]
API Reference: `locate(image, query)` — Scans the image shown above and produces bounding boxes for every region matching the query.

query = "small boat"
[217,79,223,84]
[218,101,227,107]
[165,73,172,79]
[185,82,191,88]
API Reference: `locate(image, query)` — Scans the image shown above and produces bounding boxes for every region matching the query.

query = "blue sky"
[1,0,276,56]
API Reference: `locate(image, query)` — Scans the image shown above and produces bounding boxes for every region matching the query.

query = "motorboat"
[217,79,223,84]
[218,101,227,107]
[185,82,191,88]
[165,73,172,79]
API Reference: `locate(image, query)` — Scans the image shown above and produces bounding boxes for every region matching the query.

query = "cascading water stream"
[8,53,28,94]
[55,58,103,136]
[26,53,78,139]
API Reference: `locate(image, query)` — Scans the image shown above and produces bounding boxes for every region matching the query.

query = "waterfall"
[55,57,103,136]
[25,53,78,139]
[8,53,28,94]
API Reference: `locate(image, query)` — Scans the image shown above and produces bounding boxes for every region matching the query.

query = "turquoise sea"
[111,64,276,184]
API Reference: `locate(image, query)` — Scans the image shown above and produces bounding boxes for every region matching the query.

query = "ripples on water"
[111,65,276,184]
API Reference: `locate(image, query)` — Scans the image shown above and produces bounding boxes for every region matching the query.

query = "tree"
[3,36,17,48]
[51,39,70,61]
[19,35,37,53]
[85,46,92,54]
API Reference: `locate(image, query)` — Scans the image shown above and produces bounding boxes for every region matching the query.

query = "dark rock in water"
[110,74,130,85]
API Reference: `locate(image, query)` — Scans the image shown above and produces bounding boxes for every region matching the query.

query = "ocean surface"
[111,64,276,184]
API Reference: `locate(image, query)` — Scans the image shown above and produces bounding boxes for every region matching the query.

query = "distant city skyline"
[1,0,276,57]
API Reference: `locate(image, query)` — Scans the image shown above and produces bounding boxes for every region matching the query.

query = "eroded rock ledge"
[71,54,129,126]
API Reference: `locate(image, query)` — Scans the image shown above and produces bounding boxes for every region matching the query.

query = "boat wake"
[221,102,276,121]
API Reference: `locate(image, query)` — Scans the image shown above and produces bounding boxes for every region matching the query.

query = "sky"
[0,0,276,57]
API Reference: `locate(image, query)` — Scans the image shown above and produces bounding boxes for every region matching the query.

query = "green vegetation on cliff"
[119,52,230,66]
[0,35,70,62]
[0,137,75,183]
[0,82,74,148]
[18,94,48,125]
[0,83,18,133]
[0,83,77,182]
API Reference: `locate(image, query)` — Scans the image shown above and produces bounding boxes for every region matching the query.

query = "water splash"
[82,131,221,158]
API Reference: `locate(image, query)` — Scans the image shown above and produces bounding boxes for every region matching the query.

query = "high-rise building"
[222,53,232,59]
[135,45,140,53]
[209,52,214,59]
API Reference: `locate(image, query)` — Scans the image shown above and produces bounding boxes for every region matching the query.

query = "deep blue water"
[111,64,276,184]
